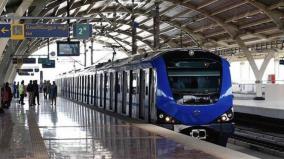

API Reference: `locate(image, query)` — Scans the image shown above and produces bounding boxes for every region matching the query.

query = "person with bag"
[2,82,13,109]
[19,80,25,105]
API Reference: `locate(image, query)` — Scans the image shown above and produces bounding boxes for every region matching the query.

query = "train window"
[164,55,221,104]
[132,72,138,94]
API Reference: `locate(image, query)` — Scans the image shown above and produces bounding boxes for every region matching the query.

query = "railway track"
[230,125,284,157]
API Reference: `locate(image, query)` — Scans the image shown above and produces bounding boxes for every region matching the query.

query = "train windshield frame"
[163,51,222,105]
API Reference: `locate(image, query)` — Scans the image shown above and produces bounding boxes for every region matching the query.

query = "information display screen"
[57,41,80,56]
[42,60,55,68]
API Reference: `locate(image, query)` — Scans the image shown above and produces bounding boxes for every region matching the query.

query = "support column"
[131,15,137,55]
[131,0,137,55]
[153,1,160,51]
[245,51,274,100]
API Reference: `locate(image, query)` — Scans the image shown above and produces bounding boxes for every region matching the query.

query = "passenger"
[26,80,34,106]
[33,80,40,105]
[18,80,25,105]
[50,81,57,106]
[1,82,13,109]
[43,80,47,99]
[16,82,19,98]
[47,81,51,99]
[13,82,17,98]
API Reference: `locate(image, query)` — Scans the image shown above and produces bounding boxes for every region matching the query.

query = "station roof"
[0,0,284,59]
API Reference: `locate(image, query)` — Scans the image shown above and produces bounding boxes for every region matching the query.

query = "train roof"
[59,48,209,77]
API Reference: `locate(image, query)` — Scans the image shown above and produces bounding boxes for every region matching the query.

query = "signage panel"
[73,23,92,39]
[38,58,49,64]
[0,24,11,38]
[25,24,69,38]
[13,58,36,64]
[42,60,55,68]
[11,24,25,40]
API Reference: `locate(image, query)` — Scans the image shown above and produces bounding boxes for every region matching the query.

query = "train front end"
[152,49,234,146]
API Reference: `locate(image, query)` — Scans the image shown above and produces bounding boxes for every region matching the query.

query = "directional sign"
[42,60,55,68]
[38,58,49,64]
[25,23,69,38]
[73,24,92,39]
[13,58,36,64]
[0,24,11,38]
[11,24,25,40]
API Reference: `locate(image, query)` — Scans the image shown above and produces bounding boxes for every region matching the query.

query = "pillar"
[153,1,160,51]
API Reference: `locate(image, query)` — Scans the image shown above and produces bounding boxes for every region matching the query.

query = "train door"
[93,74,97,106]
[113,72,118,112]
[90,75,93,105]
[149,69,157,123]
[76,76,79,101]
[109,72,114,111]
[117,72,122,114]
[122,71,127,115]
[105,72,110,110]
[94,74,98,106]
[99,73,103,108]
[131,70,139,119]
[84,75,87,103]
[68,78,71,98]
[139,69,146,120]
[87,75,90,104]
[127,70,133,117]
[103,73,107,109]
[82,76,85,102]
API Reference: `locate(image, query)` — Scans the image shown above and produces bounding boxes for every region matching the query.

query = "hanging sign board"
[0,24,11,38]
[25,23,69,38]
[13,58,36,64]
[11,24,25,40]
[73,23,92,39]
[42,60,55,68]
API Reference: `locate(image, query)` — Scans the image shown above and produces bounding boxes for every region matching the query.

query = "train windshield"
[164,51,222,105]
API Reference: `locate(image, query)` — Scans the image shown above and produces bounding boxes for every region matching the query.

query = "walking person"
[19,80,25,105]
[33,80,40,105]
[16,82,19,98]
[1,82,13,109]
[13,82,17,98]
[50,81,57,106]
[27,80,34,106]
[47,81,51,99]
[43,81,47,99]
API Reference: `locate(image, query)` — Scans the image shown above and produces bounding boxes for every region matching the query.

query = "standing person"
[43,80,47,99]
[26,80,34,106]
[50,81,57,106]
[16,82,19,98]
[2,82,13,109]
[33,80,40,105]
[13,82,17,98]
[19,80,25,105]
[47,81,51,99]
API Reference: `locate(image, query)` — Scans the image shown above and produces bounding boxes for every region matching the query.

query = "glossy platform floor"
[0,95,220,159]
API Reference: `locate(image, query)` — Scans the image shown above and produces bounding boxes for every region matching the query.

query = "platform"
[234,99,284,119]
[0,95,257,159]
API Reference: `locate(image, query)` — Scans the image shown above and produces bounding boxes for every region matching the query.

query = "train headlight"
[159,114,164,119]
[217,108,234,122]
[165,117,170,122]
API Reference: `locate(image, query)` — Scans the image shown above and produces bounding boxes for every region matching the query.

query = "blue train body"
[152,57,233,125]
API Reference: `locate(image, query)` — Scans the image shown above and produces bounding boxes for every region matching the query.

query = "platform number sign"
[11,24,25,40]
[73,24,92,39]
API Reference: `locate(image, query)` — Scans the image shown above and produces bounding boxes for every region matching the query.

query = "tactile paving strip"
[27,110,49,159]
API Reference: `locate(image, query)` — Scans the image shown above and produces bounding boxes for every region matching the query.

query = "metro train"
[57,48,234,146]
